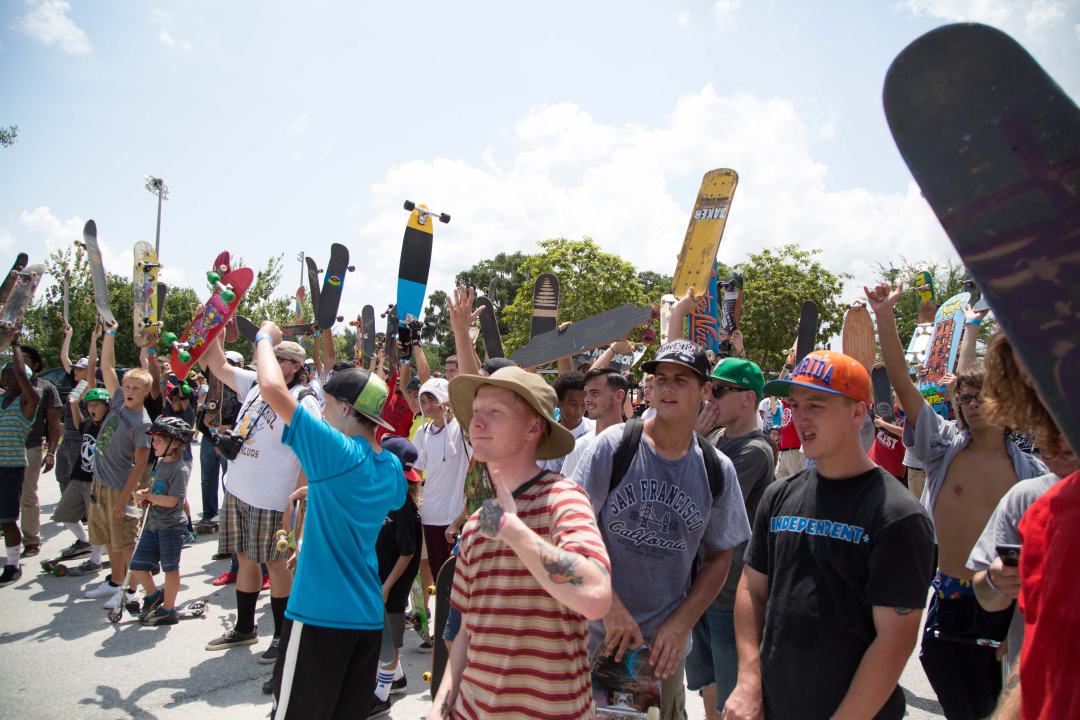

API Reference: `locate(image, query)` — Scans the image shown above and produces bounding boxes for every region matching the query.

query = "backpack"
[608,417,725,499]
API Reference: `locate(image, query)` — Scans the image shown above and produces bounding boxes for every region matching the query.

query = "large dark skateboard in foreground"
[317,244,352,331]
[884,22,1080,454]
[871,366,896,424]
[425,555,457,697]
[795,301,818,365]
[235,315,258,343]
[529,273,559,339]
[511,304,658,370]
[475,296,503,359]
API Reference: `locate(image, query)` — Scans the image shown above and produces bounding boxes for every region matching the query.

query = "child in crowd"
[56,388,113,576]
[0,343,41,587]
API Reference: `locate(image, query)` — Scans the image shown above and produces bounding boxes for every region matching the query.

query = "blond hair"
[123,368,153,389]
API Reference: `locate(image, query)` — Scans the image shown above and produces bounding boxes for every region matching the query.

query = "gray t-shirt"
[145,458,190,530]
[706,428,776,610]
[92,388,153,491]
[573,424,752,655]
[966,473,1060,668]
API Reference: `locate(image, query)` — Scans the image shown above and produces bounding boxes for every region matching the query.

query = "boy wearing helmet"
[129,416,195,625]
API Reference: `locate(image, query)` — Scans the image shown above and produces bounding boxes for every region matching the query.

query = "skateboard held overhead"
[511,304,659,370]
[871,366,896,425]
[795,301,818,365]
[672,168,738,300]
[0,253,29,309]
[716,263,745,358]
[398,200,448,328]
[76,220,115,326]
[317,243,352,331]
[475,296,503,359]
[841,301,876,372]
[164,268,253,379]
[0,263,45,353]
[305,255,321,319]
[133,242,161,347]
[235,315,258,344]
[361,305,376,359]
[530,273,560,339]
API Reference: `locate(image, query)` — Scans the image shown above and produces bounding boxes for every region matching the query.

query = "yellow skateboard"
[672,169,738,300]
[133,242,161,347]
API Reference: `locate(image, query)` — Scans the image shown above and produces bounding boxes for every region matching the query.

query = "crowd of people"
[0,275,1075,720]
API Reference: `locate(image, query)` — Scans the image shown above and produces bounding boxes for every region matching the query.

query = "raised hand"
[258,320,283,346]
[863,281,903,314]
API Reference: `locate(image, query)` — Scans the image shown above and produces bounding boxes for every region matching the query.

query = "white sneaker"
[102,588,137,609]
[84,580,121,599]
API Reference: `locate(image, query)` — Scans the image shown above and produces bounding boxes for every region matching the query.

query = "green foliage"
[1,125,17,149]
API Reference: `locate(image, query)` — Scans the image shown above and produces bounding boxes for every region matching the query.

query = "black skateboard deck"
[78,220,115,325]
[398,201,448,328]
[157,283,167,324]
[511,304,659,370]
[0,253,29,309]
[961,271,990,313]
[871,366,896,424]
[62,268,70,323]
[429,555,457,698]
[717,263,745,359]
[362,305,376,359]
[530,273,560,339]
[317,243,351,331]
[795,301,818,364]
[884,22,1080,454]
[235,315,258,343]
[281,322,315,338]
[475,296,503,359]
[306,256,321,319]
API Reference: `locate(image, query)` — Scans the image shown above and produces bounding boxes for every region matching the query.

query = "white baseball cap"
[224,351,244,365]
[74,357,89,369]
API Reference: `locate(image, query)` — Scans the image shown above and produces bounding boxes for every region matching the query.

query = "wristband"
[106,330,116,335]
[314,332,321,337]
[966,318,982,327]
[985,567,1004,595]
[400,359,410,365]
[255,333,273,345]
[147,349,155,355]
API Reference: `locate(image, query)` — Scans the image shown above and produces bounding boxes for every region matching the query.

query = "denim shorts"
[443,605,462,642]
[0,466,26,523]
[686,606,739,712]
[131,524,186,573]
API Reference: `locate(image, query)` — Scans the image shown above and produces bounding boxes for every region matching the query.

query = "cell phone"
[996,544,1021,567]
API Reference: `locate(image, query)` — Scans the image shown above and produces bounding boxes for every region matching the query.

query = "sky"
[2,0,1078,329]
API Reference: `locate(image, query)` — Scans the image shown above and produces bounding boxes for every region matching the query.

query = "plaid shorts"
[218,491,289,563]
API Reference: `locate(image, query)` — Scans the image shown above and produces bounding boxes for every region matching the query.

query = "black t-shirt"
[70,417,102,482]
[144,390,164,423]
[745,466,935,720]
[376,493,422,580]
[27,376,61,447]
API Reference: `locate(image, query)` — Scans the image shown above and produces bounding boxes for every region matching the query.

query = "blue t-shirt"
[281,407,406,630]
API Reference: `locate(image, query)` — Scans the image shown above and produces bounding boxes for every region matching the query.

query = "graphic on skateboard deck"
[0,253,29,309]
[511,304,659,370]
[884,22,1080,453]
[406,577,432,645]
[76,220,115,325]
[165,268,253,379]
[918,292,970,419]
[200,369,224,430]
[571,344,647,373]
[716,264,745,358]
[905,323,934,370]
[672,168,738,300]
[911,271,937,324]
[426,554,457,696]
[362,305,376,359]
[63,268,71,324]
[530,273,560,339]
[659,294,676,346]
[475,296,503,359]
[133,242,161,347]
[688,264,720,356]
[281,322,315,339]
[317,243,352,331]
[157,283,167,324]
[841,301,876,372]
[795,301,818,365]
[0,263,45,352]
[235,315,258,344]
[592,645,662,720]
[398,200,449,328]
[211,252,239,343]
[871,366,896,425]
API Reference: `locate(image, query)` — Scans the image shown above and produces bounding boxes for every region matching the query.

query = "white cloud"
[1075,21,1080,38]
[893,0,1072,34]
[714,0,742,26]
[1025,0,1067,33]
[292,151,303,161]
[287,115,310,136]
[817,118,836,140]
[15,0,91,54]
[0,227,13,254]
[159,265,186,286]
[675,11,690,27]
[345,85,959,319]
[18,208,133,278]
[151,8,189,49]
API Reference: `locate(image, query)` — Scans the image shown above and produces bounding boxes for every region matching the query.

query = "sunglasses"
[276,356,296,365]
[955,393,981,406]
[710,384,747,399]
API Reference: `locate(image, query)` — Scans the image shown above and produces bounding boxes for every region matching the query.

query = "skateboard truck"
[137,260,161,271]
[163,332,193,364]
[403,200,451,225]
[275,529,296,553]
[206,272,236,303]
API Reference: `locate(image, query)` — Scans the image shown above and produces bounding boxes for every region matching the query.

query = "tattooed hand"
[477,469,518,539]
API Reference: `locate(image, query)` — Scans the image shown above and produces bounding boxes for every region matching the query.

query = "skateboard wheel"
[404,200,415,211]
[641,328,657,344]
[427,585,436,596]
[207,271,221,284]
[336,316,343,322]
[647,708,659,720]
[348,266,355,272]
[84,297,93,305]
[207,402,217,410]
[276,539,289,552]
[54,565,68,577]
[439,213,451,224]
[222,291,235,303]
[650,304,660,320]
[163,332,177,344]
[179,351,192,364]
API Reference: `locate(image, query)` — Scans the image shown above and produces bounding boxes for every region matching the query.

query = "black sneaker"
[141,591,164,615]
[367,697,391,719]
[0,565,22,587]
[205,628,258,651]
[259,635,280,665]
[124,591,141,615]
[390,674,408,693]
[418,639,433,653]
[60,539,92,558]
[141,607,179,626]
[262,680,273,695]
[20,544,40,558]
[211,552,231,561]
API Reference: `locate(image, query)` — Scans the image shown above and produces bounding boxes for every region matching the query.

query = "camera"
[211,429,244,461]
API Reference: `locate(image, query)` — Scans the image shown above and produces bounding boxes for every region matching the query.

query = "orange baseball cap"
[762,350,872,407]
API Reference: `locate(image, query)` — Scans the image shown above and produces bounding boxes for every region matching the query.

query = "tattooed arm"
[988,662,1020,720]
[427,624,470,720]
[477,481,611,620]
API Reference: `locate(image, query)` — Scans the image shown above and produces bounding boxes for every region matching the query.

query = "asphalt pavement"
[0,457,945,719]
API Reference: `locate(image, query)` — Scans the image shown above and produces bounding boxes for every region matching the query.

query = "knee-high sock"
[235,589,259,634]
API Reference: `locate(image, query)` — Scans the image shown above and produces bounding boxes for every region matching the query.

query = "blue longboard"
[918,292,970,418]
[397,201,449,327]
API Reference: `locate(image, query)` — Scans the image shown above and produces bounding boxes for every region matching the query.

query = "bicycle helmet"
[146,415,196,444]
[84,388,112,403]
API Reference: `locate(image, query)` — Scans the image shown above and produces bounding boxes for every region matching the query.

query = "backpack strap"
[295,387,318,405]
[696,433,724,499]
[609,417,645,495]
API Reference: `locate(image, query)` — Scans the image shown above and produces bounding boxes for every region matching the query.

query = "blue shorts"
[685,606,738,712]
[0,466,26,524]
[443,605,461,643]
[131,524,186,573]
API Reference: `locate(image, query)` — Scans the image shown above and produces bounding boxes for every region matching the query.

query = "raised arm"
[829,606,922,720]
[666,287,697,343]
[60,324,74,373]
[865,282,926,431]
[322,327,335,373]
[955,303,989,376]
[199,332,237,393]
[447,285,483,376]
[253,321,298,423]
[146,347,162,401]
[100,320,120,395]
[85,324,100,390]
[723,566,769,720]
[414,333,432,385]
[311,326,323,377]
[590,339,633,372]
[11,343,40,421]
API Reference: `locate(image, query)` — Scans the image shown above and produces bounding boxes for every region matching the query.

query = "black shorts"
[0,466,26,524]
[271,617,381,720]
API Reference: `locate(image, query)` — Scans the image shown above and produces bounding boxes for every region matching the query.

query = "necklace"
[427,422,447,461]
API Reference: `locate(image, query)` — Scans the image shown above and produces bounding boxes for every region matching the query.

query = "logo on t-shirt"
[97,417,118,453]
[770,515,869,543]
[80,433,97,473]
[780,407,792,428]
[605,480,705,554]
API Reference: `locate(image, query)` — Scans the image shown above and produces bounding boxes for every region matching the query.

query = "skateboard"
[961,271,990,313]
[0,263,45,353]
[75,220,115,325]
[294,285,305,323]
[919,292,970,418]
[305,255,321,315]
[200,370,224,430]
[884,22,1080,453]
[425,554,457,696]
[62,269,71,323]
[911,271,937,324]
[317,243,352,330]
[133,242,161,347]
[211,252,239,343]
[164,268,254,379]
[905,323,934,370]
[571,343,646,373]
[0,253,29,308]
[795,300,818,364]
[398,200,449,328]
[193,520,218,535]
[281,322,315,339]
[592,645,662,720]
[118,597,210,624]
[274,529,296,553]
[672,168,739,300]
[841,301,876,372]
[659,294,676,345]
[157,283,167,324]
[511,304,659,370]
[235,315,258,343]
[380,303,399,340]
[871,366,896,424]
[688,264,720,355]
[406,576,432,645]
[39,546,91,576]
[362,305,376,359]
[475,296,503,359]
[716,263,745,358]
[530,273,560,339]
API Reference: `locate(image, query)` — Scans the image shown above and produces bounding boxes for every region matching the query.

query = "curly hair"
[980,330,1068,458]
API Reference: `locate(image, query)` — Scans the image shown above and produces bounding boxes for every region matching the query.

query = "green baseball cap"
[710,357,765,398]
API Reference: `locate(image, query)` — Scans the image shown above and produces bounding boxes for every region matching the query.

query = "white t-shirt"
[223,368,324,512]
[413,418,470,526]
[641,407,656,422]
[563,421,624,480]
[308,377,325,408]
[757,398,774,431]
[537,416,595,475]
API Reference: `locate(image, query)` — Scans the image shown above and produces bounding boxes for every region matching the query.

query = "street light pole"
[144,175,169,257]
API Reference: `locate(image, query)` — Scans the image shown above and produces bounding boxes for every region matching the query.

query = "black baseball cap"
[481,357,517,375]
[406,376,421,392]
[324,368,395,431]
[641,339,711,381]
[380,436,422,483]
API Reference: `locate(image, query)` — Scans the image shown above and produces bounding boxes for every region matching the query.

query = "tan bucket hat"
[448,367,576,461]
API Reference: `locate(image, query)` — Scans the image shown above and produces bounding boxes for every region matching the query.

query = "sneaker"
[211,571,237,586]
[0,565,22,587]
[390,674,408,693]
[183,530,198,546]
[262,680,274,695]
[261,573,270,591]
[60,539,92,558]
[141,591,164,615]
[211,552,230,561]
[66,560,103,577]
[259,636,281,665]
[141,607,179,626]
[102,588,138,609]
[20,544,40,558]
[205,628,258,651]
[367,696,391,719]
[418,640,433,653]
[85,580,122,598]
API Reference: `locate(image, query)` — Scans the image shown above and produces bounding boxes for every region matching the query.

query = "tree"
[637,270,672,300]
[1,126,17,149]
[739,244,851,375]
